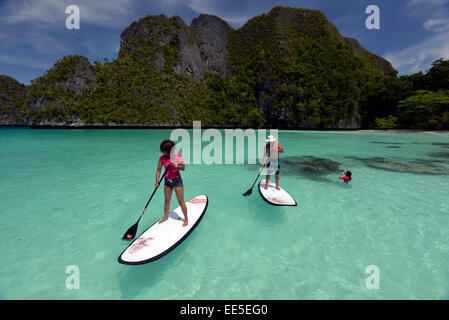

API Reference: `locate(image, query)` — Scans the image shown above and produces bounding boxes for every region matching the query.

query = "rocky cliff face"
[53,56,97,94]
[119,15,205,79]
[119,14,233,79]
[23,55,97,125]
[191,14,233,76]
[0,76,27,125]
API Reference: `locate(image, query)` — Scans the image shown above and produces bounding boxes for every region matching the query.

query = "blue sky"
[0,0,448,84]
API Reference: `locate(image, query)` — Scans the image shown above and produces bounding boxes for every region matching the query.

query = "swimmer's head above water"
[339,170,352,183]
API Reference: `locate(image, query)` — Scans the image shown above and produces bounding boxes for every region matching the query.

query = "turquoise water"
[0,128,448,300]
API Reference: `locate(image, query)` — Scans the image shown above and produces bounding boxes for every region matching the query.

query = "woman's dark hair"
[346,171,352,177]
[160,140,175,153]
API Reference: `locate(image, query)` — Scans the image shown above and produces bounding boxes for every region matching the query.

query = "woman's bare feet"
[158,216,168,224]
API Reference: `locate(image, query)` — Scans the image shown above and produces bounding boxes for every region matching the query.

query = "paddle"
[242,164,265,196]
[122,170,166,241]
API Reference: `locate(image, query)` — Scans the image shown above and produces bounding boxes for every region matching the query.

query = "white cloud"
[0,0,134,73]
[385,30,449,74]
[220,14,252,25]
[423,18,449,31]
[388,0,449,74]
[0,52,49,70]
[2,0,65,25]
[185,0,216,14]
[3,0,250,29]
[2,0,136,28]
[407,0,449,6]
[27,31,68,55]
[405,0,449,19]
[157,0,214,13]
[156,0,252,26]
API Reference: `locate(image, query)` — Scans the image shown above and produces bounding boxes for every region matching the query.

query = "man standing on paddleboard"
[262,135,284,190]
[155,140,188,227]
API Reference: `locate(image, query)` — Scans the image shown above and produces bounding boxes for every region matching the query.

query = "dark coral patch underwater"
[282,156,342,182]
[345,156,449,175]
[371,141,405,145]
[428,151,449,158]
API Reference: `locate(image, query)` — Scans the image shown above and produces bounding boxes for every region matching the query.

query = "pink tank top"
[159,153,182,179]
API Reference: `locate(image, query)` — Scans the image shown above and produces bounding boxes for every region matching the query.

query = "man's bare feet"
[158,216,168,224]
[182,219,188,227]
[275,186,281,190]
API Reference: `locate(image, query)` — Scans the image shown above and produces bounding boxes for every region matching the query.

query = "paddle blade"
[242,188,253,196]
[122,222,139,241]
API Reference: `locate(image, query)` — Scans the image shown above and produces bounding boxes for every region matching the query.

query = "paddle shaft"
[137,170,166,223]
[250,163,267,189]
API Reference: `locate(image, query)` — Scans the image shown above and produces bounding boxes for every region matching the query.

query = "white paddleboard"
[259,180,297,206]
[118,195,208,265]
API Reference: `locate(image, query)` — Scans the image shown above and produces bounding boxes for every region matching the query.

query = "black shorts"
[164,177,183,188]
[267,160,280,175]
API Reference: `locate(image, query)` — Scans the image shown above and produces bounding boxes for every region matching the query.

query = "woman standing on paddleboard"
[155,140,188,227]
[262,135,284,190]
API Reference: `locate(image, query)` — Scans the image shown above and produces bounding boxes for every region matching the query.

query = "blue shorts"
[266,160,280,175]
[164,177,183,188]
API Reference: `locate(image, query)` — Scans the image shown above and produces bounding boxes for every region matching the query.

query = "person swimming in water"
[262,135,284,190]
[339,170,352,183]
[155,140,188,227]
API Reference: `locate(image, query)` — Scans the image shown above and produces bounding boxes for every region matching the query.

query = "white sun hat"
[265,135,277,142]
